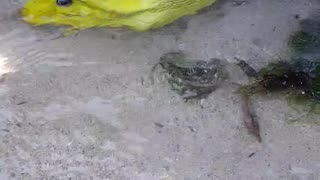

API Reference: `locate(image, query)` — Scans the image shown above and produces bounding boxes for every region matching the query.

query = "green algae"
[288,31,319,52]
[239,12,320,120]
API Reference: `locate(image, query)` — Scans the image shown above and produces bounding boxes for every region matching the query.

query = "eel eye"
[56,0,73,6]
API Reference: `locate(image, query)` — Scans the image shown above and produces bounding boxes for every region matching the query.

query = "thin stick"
[241,95,262,142]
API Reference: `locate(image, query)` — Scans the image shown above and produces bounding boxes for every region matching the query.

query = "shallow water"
[0,0,320,179]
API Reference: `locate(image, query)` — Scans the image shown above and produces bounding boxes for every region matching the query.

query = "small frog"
[155,52,227,99]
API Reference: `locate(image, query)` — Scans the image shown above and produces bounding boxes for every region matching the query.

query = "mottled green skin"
[158,52,226,99]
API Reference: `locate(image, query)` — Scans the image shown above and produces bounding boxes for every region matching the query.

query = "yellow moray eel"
[21,0,217,31]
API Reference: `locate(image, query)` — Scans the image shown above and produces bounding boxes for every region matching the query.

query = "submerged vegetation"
[239,59,320,101]
[288,31,319,52]
[239,11,320,115]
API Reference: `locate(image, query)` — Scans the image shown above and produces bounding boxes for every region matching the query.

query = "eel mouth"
[20,7,38,24]
[19,6,56,26]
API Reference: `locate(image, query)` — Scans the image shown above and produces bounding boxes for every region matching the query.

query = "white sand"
[0,0,319,179]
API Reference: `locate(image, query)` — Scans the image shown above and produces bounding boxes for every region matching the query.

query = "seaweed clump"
[239,11,320,112]
[288,31,319,52]
[239,60,320,101]
[156,52,227,99]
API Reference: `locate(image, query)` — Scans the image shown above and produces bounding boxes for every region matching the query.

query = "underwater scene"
[0,0,319,179]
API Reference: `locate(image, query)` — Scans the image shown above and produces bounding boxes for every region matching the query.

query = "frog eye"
[56,0,73,6]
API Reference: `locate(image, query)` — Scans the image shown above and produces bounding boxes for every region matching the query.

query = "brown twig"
[241,95,262,142]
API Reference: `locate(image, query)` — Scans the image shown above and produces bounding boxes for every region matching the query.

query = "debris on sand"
[238,60,316,97]
[241,95,261,142]
[235,57,258,78]
[154,52,227,99]
[238,58,320,119]
[238,11,320,122]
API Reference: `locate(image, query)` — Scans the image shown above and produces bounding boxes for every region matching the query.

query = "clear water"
[0,0,320,179]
